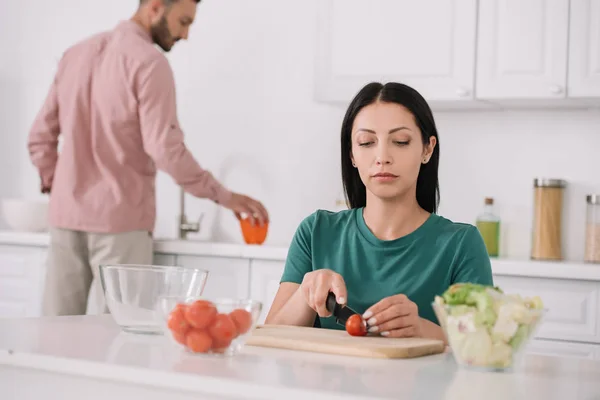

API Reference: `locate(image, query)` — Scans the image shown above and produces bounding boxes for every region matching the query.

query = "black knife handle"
[325,291,337,313]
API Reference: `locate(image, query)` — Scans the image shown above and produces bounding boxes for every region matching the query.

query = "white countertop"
[153,238,289,261]
[1,230,600,281]
[0,230,289,261]
[0,315,599,400]
[0,231,49,247]
[489,257,600,281]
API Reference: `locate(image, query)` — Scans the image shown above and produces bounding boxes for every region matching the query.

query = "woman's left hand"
[362,294,422,338]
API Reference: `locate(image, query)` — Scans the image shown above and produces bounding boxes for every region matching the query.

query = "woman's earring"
[423,158,428,163]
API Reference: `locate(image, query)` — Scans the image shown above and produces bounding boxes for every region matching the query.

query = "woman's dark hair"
[341,82,440,213]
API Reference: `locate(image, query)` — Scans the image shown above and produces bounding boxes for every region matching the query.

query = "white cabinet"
[528,338,600,361]
[314,0,600,107]
[249,260,285,324]
[568,0,600,100]
[492,275,600,344]
[175,255,250,300]
[0,245,47,318]
[476,0,569,100]
[315,0,479,105]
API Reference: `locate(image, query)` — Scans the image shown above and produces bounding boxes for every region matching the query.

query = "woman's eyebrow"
[355,127,412,134]
[388,126,412,134]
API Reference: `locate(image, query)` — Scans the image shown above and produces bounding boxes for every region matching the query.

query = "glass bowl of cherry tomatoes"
[156,296,262,356]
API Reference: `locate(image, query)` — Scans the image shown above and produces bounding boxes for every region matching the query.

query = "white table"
[0,315,599,400]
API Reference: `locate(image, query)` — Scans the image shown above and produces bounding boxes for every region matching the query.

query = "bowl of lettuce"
[432,283,545,371]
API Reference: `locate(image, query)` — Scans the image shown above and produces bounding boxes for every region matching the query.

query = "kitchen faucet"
[178,186,202,239]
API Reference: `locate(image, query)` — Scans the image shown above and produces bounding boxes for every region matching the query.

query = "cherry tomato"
[168,305,191,335]
[211,336,233,351]
[186,330,213,353]
[172,330,188,345]
[345,314,367,337]
[211,346,229,354]
[184,300,217,329]
[208,313,238,343]
[229,309,253,335]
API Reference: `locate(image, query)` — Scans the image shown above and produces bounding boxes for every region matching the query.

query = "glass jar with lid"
[585,194,600,263]
[531,178,567,261]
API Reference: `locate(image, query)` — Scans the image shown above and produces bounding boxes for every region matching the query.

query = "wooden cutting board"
[245,325,446,359]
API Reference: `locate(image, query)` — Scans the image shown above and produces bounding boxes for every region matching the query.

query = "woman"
[265,82,493,341]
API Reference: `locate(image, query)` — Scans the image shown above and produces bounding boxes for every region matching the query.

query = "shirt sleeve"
[451,225,494,285]
[27,73,61,189]
[280,213,317,284]
[136,56,232,205]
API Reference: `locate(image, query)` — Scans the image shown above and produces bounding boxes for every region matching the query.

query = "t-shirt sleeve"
[451,226,494,286]
[280,213,317,284]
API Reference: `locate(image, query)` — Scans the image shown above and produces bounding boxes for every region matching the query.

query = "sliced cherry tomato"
[229,309,253,335]
[184,300,217,329]
[168,305,191,335]
[186,330,213,353]
[345,314,367,337]
[208,313,238,343]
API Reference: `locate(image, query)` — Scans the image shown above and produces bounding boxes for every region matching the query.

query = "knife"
[325,292,364,328]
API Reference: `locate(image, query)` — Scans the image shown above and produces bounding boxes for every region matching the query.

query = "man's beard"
[150,15,178,52]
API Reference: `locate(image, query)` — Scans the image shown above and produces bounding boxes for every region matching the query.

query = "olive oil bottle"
[476,197,500,257]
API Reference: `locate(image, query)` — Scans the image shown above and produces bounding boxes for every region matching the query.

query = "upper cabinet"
[314,0,479,106]
[476,0,569,100]
[568,0,600,101]
[315,0,600,108]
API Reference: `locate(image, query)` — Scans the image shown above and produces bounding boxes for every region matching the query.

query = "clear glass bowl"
[156,296,262,356]
[432,299,545,372]
[99,264,209,334]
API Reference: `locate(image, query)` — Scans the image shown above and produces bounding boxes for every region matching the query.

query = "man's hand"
[222,192,269,226]
[40,177,51,194]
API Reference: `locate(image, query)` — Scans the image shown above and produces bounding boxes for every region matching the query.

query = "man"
[27,0,269,316]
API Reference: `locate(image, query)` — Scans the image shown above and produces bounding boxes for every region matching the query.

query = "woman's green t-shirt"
[280,208,493,330]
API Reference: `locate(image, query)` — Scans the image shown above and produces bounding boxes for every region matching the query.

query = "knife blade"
[325,292,362,327]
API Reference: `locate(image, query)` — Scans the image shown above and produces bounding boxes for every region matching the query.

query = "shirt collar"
[116,20,153,44]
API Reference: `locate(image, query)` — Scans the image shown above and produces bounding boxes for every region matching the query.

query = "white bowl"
[1,198,49,232]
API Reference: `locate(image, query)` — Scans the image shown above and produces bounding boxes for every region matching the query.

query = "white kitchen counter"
[0,230,289,261]
[1,230,600,281]
[0,315,599,400]
[153,238,289,261]
[0,231,49,247]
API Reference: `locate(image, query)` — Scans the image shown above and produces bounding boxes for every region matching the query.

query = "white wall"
[1,1,599,263]
[436,109,599,261]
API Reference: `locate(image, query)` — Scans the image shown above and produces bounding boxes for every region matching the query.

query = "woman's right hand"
[300,270,348,317]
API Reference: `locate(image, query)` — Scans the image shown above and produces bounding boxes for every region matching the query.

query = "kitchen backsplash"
[1,0,599,263]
